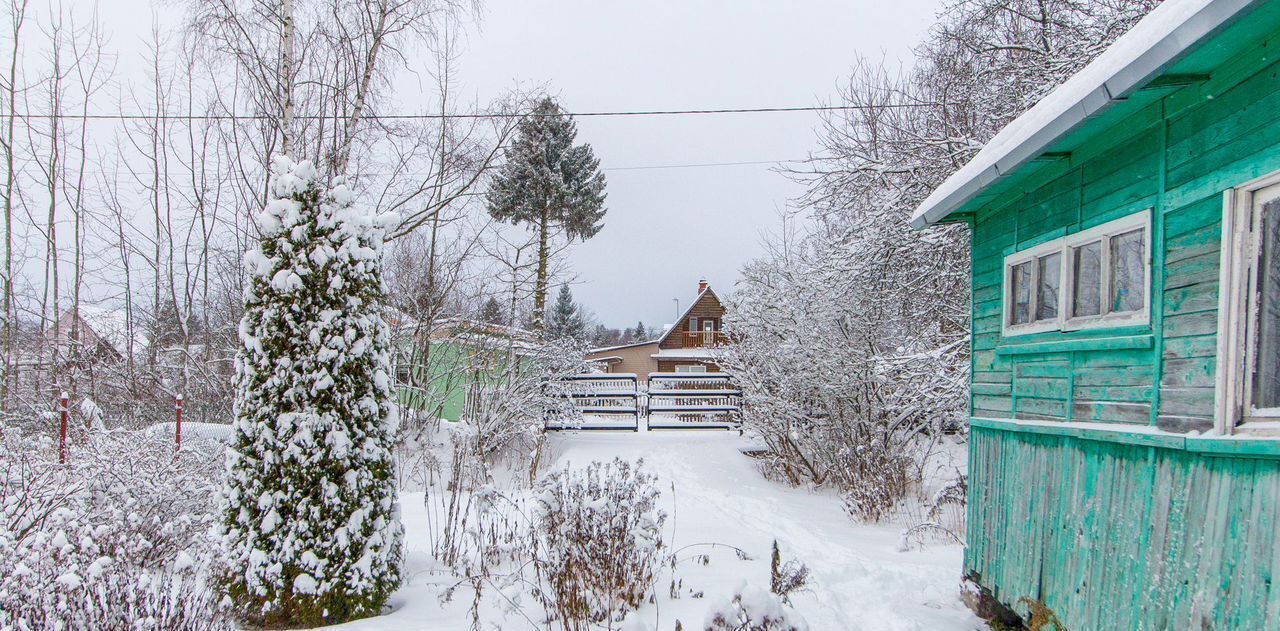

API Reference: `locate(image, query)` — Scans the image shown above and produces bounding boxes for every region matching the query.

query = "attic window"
[1003,210,1151,337]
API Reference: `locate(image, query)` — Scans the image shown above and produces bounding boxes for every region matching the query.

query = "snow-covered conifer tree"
[221,156,402,625]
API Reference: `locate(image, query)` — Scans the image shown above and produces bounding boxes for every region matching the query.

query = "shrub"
[220,157,403,626]
[704,583,808,631]
[533,458,667,629]
[0,430,229,629]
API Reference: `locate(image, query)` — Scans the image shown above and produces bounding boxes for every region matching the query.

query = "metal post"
[174,394,184,453]
[58,391,69,464]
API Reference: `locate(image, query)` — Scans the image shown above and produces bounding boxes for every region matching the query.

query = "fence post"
[58,391,69,464]
[174,394,184,454]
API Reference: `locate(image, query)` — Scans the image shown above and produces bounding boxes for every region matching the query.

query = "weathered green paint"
[958,6,1280,628]
[968,423,1280,629]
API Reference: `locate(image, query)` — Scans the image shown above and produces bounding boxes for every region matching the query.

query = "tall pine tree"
[486,97,607,331]
[221,157,402,626]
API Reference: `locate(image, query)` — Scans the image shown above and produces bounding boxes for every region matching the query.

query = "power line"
[605,159,800,171]
[3,103,937,122]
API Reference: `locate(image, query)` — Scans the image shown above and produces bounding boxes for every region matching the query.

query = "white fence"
[545,372,741,431]
[645,373,742,430]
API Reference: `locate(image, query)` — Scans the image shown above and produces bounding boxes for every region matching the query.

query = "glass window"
[1072,241,1102,317]
[1010,261,1032,325]
[1003,210,1150,336]
[1254,198,1280,410]
[1037,253,1061,321]
[675,364,707,374]
[1110,229,1146,313]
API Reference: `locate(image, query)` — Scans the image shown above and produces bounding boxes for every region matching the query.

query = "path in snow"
[334,431,981,631]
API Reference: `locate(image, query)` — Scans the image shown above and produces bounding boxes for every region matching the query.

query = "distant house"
[584,278,727,380]
[911,1,1280,628]
[48,305,145,365]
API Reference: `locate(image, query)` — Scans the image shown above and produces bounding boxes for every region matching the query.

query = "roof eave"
[911,0,1262,229]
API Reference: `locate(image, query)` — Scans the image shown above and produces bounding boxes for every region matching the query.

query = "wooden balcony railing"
[681,331,729,348]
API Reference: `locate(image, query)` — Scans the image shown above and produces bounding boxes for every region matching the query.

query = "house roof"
[70,305,147,357]
[586,339,658,355]
[910,0,1265,229]
[656,286,721,347]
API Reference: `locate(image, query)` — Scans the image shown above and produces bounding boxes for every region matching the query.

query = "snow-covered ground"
[332,431,981,631]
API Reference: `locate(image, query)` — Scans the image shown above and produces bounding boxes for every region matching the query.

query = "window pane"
[1073,242,1102,317]
[1010,261,1032,325]
[1037,253,1061,321]
[1255,198,1280,409]
[1110,229,1146,313]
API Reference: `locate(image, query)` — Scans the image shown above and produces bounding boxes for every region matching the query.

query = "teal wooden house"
[911,0,1280,627]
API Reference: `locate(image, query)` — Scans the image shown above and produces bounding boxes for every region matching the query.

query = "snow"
[327,432,980,630]
[911,0,1236,228]
[652,347,716,359]
[73,304,148,356]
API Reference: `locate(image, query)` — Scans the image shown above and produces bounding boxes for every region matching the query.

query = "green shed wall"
[963,16,1280,629]
[969,424,1280,630]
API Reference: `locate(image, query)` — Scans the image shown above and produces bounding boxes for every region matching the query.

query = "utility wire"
[3,103,939,121]
[606,159,800,171]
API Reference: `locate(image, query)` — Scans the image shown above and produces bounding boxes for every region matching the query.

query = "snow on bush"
[0,429,229,629]
[704,582,808,631]
[220,156,402,626]
[533,458,668,628]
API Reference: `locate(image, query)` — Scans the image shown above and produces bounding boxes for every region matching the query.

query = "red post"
[174,394,184,453]
[58,391,69,464]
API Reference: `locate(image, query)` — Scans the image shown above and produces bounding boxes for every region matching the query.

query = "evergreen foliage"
[547,284,586,341]
[486,97,607,330]
[221,157,403,626]
[479,296,506,326]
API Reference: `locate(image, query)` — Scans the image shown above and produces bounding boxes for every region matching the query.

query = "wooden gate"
[545,372,741,431]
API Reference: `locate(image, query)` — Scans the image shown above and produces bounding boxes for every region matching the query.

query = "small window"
[1003,210,1150,336]
[675,364,707,373]
[1037,252,1061,321]
[1071,241,1102,317]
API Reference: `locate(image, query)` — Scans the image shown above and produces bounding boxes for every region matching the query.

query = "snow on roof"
[586,339,657,354]
[910,0,1258,229]
[74,305,147,356]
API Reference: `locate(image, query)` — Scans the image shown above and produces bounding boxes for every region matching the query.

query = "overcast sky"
[453,0,942,327]
[94,0,944,328]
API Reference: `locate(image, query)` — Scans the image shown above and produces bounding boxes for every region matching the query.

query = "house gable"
[657,289,725,351]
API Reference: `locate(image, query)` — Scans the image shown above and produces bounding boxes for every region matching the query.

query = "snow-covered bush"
[220,156,402,626]
[704,583,808,631]
[0,429,229,629]
[533,458,668,629]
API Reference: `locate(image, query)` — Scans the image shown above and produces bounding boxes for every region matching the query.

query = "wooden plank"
[997,334,1153,356]
[1163,281,1219,315]
[1160,357,1217,388]
[1161,334,1217,359]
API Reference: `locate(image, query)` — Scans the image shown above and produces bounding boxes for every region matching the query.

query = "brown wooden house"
[584,278,727,380]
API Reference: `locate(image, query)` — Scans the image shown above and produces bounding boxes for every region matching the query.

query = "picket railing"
[546,372,742,431]
[545,373,641,431]
[645,373,742,430]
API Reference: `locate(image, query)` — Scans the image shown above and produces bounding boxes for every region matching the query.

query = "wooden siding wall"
[968,426,1280,629]
[659,291,726,350]
[970,50,1280,434]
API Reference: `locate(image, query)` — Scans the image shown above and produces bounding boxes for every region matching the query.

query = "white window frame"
[674,364,708,374]
[1002,210,1152,337]
[1215,171,1280,434]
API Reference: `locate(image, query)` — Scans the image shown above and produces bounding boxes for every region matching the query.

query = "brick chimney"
[698,278,709,293]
